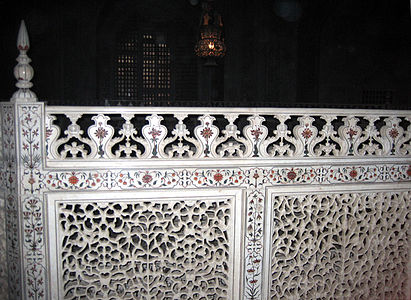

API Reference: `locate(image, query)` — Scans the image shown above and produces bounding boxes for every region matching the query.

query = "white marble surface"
[0,196,8,300]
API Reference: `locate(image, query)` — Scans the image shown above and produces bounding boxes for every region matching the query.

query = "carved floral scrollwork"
[313,115,339,156]
[293,115,318,157]
[106,114,149,158]
[142,114,167,158]
[159,114,200,158]
[398,116,411,155]
[45,114,59,159]
[261,115,295,157]
[88,114,114,158]
[44,110,411,160]
[338,116,362,156]
[212,114,251,158]
[381,116,406,155]
[244,115,268,157]
[194,114,219,158]
[356,116,384,156]
[50,113,97,159]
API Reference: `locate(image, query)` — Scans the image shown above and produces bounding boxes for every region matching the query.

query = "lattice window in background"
[115,33,171,102]
[362,89,394,107]
[143,34,171,102]
[116,34,139,99]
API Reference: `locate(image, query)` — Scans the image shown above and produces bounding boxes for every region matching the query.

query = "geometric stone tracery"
[58,199,233,300]
[270,190,410,300]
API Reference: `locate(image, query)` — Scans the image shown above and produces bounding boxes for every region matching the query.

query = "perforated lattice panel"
[57,198,234,299]
[269,190,410,300]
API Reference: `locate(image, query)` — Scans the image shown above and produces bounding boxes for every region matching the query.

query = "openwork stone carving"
[45,109,411,162]
[269,190,410,300]
[58,198,234,299]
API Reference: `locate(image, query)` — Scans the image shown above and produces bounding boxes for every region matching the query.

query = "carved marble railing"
[45,106,411,164]
[1,21,411,300]
[1,103,407,300]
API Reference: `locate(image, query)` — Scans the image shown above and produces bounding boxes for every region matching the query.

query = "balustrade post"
[1,20,46,300]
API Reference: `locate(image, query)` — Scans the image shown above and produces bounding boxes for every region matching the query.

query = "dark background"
[0,0,410,108]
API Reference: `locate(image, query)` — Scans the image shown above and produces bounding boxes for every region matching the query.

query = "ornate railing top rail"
[46,105,411,115]
[44,105,411,167]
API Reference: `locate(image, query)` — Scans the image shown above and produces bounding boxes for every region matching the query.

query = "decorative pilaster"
[2,20,46,300]
[1,103,21,300]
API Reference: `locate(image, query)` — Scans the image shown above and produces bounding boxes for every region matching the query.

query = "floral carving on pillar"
[18,104,46,299]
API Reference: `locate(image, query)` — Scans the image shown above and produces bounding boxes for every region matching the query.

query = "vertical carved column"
[1,103,19,300]
[17,103,45,300]
[1,21,46,300]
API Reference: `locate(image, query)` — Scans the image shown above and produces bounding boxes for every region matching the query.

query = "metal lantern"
[195,2,226,58]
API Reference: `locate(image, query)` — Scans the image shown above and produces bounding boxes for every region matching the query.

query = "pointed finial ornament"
[11,20,37,103]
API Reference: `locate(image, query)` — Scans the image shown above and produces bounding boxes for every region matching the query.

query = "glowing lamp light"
[194,3,226,58]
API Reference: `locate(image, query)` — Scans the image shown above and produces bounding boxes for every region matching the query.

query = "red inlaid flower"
[148,128,162,139]
[349,169,358,178]
[389,128,399,139]
[200,127,213,140]
[287,170,297,180]
[213,172,223,182]
[68,175,79,185]
[28,176,35,185]
[407,167,411,177]
[301,128,312,139]
[94,127,108,140]
[142,174,153,184]
[251,128,263,139]
[347,128,358,138]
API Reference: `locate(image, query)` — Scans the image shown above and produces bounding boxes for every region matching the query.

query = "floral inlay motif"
[251,128,263,140]
[148,128,162,139]
[214,172,223,182]
[68,175,79,185]
[347,128,358,139]
[349,169,358,178]
[200,125,213,140]
[142,173,153,184]
[287,170,297,180]
[94,127,108,140]
[389,128,399,139]
[301,128,312,139]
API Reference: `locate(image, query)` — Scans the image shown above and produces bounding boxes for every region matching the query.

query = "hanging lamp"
[194,1,226,59]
